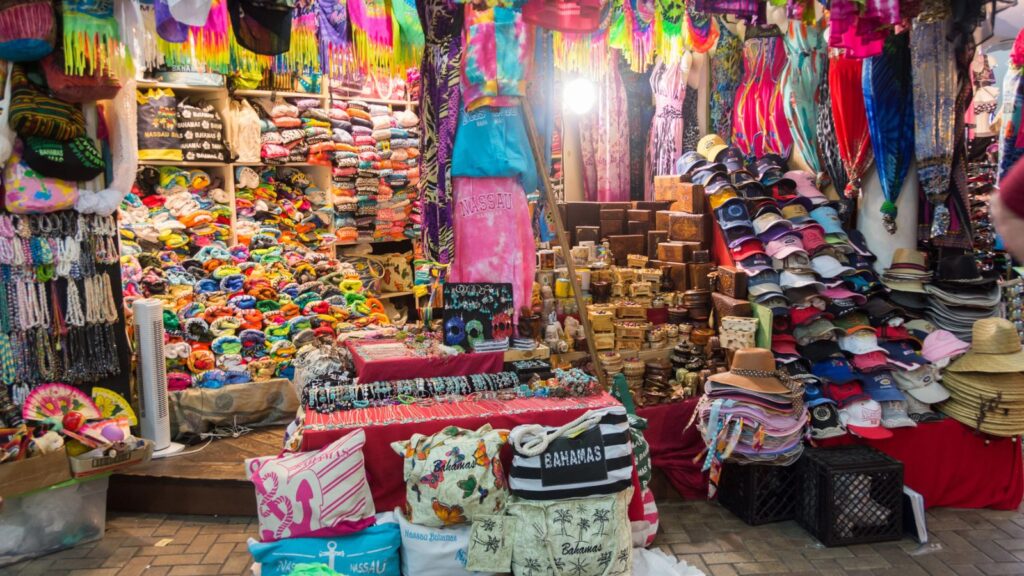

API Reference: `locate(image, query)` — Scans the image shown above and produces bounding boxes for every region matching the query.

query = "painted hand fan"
[93,387,138,426]
[78,417,132,446]
[22,384,102,432]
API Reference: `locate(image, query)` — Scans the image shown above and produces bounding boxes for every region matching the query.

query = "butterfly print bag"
[391,424,510,527]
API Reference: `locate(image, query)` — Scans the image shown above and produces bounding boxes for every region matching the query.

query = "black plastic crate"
[717,461,799,525]
[796,446,904,547]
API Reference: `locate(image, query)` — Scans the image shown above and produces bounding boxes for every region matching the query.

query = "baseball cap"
[921,329,970,365]
[766,233,807,259]
[804,382,833,407]
[863,297,905,327]
[847,230,876,258]
[714,197,751,229]
[812,255,854,280]
[881,401,917,428]
[719,147,747,173]
[696,134,729,161]
[753,212,793,237]
[876,325,915,343]
[810,403,847,439]
[738,253,774,273]
[693,167,731,188]
[771,333,799,355]
[707,186,740,209]
[786,286,830,307]
[813,357,859,384]
[826,297,859,319]
[892,364,950,404]
[724,226,758,249]
[791,305,828,326]
[833,312,873,334]
[677,151,709,175]
[840,399,893,439]
[799,224,829,254]
[731,238,766,261]
[785,170,828,205]
[879,341,926,370]
[748,269,783,298]
[839,330,887,355]
[776,252,814,274]
[780,270,825,291]
[850,351,890,372]
[781,202,813,224]
[861,372,906,403]
[822,286,867,305]
[795,318,844,346]
[844,270,882,296]
[825,381,868,406]
[809,205,846,236]
[802,340,844,362]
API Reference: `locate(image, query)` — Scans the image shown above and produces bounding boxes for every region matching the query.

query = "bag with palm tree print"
[500,489,634,576]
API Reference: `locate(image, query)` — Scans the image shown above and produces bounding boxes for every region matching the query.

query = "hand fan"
[22,383,102,432]
[78,417,132,445]
[92,387,138,425]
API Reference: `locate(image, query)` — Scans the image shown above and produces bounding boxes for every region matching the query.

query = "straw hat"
[706,348,791,395]
[947,318,1024,373]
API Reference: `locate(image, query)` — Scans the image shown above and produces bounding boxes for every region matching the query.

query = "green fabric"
[288,564,346,576]
[752,303,773,350]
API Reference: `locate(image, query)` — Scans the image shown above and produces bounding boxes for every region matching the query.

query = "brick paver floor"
[5,499,1024,575]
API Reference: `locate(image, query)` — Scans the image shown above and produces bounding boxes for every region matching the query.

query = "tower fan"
[133,299,184,458]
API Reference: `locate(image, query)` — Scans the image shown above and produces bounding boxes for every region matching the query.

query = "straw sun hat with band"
[946,318,1024,373]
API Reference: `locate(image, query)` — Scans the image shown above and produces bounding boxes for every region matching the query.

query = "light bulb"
[564,77,596,116]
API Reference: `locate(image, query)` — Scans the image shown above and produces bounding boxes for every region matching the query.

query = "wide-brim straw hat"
[939,397,1024,437]
[947,318,1024,373]
[706,348,791,395]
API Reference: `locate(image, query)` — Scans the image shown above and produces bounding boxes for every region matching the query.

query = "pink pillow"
[246,429,375,541]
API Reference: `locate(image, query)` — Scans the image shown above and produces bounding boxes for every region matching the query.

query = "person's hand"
[991,193,1024,262]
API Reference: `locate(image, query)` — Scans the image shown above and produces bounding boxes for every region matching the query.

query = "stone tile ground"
[6,499,1024,575]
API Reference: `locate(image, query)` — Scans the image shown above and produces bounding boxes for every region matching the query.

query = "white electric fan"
[133,299,185,458]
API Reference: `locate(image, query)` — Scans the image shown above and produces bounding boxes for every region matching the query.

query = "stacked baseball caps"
[688,138,965,438]
[697,348,807,467]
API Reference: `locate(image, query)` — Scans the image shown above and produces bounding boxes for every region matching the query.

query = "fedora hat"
[706,348,793,395]
[884,249,931,278]
[947,318,1024,373]
[934,254,993,286]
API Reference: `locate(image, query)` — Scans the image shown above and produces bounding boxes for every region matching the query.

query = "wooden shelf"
[553,347,672,364]
[138,81,225,94]
[233,88,328,100]
[329,94,418,107]
[376,290,414,300]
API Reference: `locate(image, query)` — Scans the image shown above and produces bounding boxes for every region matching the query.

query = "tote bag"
[509,406,633,501]
[3,139,78,213]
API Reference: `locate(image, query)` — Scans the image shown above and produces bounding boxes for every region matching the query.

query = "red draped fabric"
[637,399,707,500]
[830,55,874,198]
[819,418,1023,510]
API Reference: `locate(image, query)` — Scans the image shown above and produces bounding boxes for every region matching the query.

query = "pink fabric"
[580,61,631,202]
[346,339,505,382]
[449,177,535,320]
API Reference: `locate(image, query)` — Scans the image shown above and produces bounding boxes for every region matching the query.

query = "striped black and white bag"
[509,406,633,500]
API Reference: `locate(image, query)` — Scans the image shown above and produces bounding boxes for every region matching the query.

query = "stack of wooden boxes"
[649,177,713,293]
[560,200,673,266]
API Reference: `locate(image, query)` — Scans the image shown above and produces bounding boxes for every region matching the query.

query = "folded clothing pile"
[697,348,807,482]
[119,166,232,256]
[234,166,335,250]
[255,98,332,165]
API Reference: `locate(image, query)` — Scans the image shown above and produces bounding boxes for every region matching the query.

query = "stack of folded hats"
[697,348,807,468]
[880,248,931,315]
[940,318,1024,436]
[924,254,1001,342]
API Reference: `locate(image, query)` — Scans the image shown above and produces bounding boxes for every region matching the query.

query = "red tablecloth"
[820,418,1023,510]
[637,399,707,500]
[345,340,504,382]
[301,394,624,511]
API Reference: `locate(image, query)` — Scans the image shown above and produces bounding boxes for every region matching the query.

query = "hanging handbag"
[509,406,633,501]
[41,47,121,103]
[0,0,55,62]
[4,139,78,213]
[8,65,85,141]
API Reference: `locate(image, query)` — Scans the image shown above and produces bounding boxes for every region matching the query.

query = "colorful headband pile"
[234,166,335,249]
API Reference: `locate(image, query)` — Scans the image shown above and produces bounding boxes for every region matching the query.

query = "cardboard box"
[69,439,154,479]
[0,450,71,499]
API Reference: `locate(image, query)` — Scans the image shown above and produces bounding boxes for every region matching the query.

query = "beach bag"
[247,523,401,576]
[4,139,78,213]
[246,429,375,541]
[41,48,121,103]
[500,490,633,576]
[22,135,104,181]
[8,65,84,141]
[176,97,228,162]
[137,88,183,161]
[0,0,55,61]
[396,510,495,576]
[509,406,633,500]
[366,252,413,293]
[390,424,509,527]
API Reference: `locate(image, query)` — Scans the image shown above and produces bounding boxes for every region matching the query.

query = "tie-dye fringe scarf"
[348,0,394,71]
[157,0,230,74]
[63,0,122,76]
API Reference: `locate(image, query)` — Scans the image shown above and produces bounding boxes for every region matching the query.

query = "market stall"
[2,0,1024,571]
